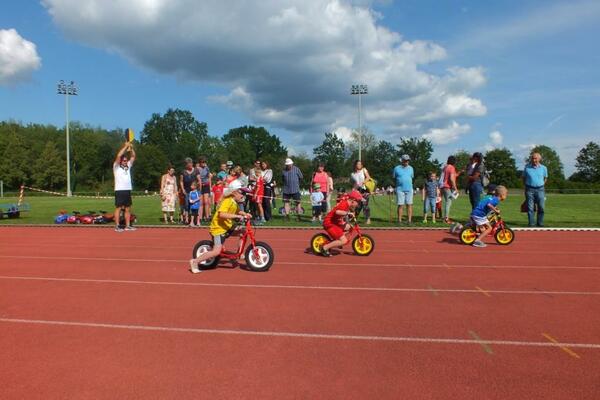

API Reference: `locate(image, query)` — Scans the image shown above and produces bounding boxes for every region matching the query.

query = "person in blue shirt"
[522,152,548,227]
[393,154,414,224]
[188,182,201,227]
[470,185,507,248]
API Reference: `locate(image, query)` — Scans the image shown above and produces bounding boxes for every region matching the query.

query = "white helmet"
[224,179,242,197]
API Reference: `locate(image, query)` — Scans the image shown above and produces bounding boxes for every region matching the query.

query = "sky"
[1,0,599,175]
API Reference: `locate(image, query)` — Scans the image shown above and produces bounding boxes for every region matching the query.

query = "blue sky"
[1,0,599,175]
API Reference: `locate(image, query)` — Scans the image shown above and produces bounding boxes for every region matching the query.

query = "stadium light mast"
[57,80,78,197]
[350,84,368,161]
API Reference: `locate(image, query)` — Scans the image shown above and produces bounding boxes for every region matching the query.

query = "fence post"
[0,180,3,198]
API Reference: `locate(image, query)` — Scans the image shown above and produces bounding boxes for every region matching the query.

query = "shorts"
[212,233,227,246]
[325,224,345,240]
[283,192,301,203]
[312,205,322,217]
[201,184,211,195]
[396,189,413,205]
[115,190,132,207]
[472,215,489,227]
[190,208,199,217]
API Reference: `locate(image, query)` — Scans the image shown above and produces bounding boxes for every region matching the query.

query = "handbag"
[520,200,528,213]
[364,177,376,193]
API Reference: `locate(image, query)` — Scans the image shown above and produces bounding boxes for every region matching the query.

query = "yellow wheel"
[459,227,477,245]
[495,228,515,245]
[310,233,330,254]
[352,234,375,256]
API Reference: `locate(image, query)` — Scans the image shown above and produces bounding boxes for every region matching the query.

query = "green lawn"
[2,192,599,227]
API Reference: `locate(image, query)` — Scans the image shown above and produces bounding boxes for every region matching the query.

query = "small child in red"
[212,180,224,209]
[320,190,363,257]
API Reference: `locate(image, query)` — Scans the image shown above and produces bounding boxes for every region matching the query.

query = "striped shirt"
[282,166,303,194]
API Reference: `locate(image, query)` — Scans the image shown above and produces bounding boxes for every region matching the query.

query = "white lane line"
[1,254,599,270]
[1,318,600,349]
[1,275,599,296]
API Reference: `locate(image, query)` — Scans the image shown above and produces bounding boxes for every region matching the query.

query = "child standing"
[188,182,201,227]
[470,185,508,248]
[422,172,440,223]
[310,183,325,223]
[212,178,224,211]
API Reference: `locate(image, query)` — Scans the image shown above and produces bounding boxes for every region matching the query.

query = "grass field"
[2,191,599,227]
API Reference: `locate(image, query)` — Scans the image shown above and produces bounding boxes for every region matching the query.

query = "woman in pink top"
[441,156,459,223]
[311,163,330,212]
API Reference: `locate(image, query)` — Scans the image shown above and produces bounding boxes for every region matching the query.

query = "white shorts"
[396,189,413,205]
[472,215,489,227]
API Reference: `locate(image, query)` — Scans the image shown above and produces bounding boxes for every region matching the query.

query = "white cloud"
[0,29,42,86]
[332,126,354,141]
[422,121,471,145]
[489,130,503,145]
[43,0,487,146]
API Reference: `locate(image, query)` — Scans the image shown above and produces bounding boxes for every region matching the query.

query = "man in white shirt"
[113,143,136,232]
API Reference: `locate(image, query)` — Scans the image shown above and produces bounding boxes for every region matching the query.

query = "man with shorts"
[320,190,363,257]
[189,180,251,273]
[282,158,303,220]
[113,142,136,232]
[393,154,414,224]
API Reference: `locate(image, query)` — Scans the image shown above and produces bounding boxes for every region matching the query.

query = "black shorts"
[115,190,132,207]
[283,192,301,203]
[190,208,199,216]
[201,184,211,195]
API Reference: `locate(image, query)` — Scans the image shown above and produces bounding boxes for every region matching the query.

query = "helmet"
[224,179,243,196]
[348,190,363,202]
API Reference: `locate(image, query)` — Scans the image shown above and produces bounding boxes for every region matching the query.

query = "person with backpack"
[466,152,486,210]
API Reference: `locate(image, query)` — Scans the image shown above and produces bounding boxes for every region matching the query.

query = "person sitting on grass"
[470,185,508,248]
[320,190,363,257]
[189,180,252,273]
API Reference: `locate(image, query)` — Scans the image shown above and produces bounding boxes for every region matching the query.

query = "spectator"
[466,152,485,209]
[440,156,459,223]
[261,161,274,221]
[282,158,303,220]
[326,172,334,211]
[523,152,548,227]
[393,154,414,224]
[179,158,198,224]
[160,166,177,224]
[312,163,330,213]
[196,157,212,222]
[422,172,440,223]
[252,161,266,225]
[310,183,325,222]
[188,182,201,227]
[216,162,228,182]
[350,160,372,224]
[113,142,136,232]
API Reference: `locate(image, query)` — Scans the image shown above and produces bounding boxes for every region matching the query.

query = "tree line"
[1,108,599,192]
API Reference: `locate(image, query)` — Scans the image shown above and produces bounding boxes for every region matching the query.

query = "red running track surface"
[1,227,599,399]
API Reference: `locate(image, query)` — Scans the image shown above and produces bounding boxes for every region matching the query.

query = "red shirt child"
[253,175,264,203]
[212,180,224,204]
[323,190,362,241]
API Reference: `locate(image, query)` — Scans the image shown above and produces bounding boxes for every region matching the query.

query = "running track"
[1,227,599,399]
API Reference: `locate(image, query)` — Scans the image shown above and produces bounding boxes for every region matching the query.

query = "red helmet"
[348,190,363,202]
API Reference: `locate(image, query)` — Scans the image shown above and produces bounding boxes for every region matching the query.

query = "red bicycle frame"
[219,218,257,260]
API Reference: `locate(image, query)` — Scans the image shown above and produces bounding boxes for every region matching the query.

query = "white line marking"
[1,275,599,296]
[1,254,599,270]
[1,318,599,349]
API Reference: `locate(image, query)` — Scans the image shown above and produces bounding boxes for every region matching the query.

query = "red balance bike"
[310,216,375,256]
[459,211,515,245]
[192,217,274,271]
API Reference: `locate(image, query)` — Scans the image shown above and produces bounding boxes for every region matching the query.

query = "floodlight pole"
[57,80,78,197]
[350,84,368,161]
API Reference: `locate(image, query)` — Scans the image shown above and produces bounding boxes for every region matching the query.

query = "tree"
[484,148,519,187]
[363,140,399,187]
[0,132,30,188]
[32,141,65,189]
[313,132,346,179]
[526,145,565,187]
[222,125,287,171]
[140,108,208,164]
[132,143,169,191]
[451,150,471,190]
[396,137,440,182]
[573,142,600,182]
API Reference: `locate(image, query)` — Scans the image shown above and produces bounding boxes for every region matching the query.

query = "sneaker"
[422,219,427,224]
[115,227,124,233]
[319,245,331,257]
[189,260,202,274]
[125,226,137,231]
[472,240,487,248]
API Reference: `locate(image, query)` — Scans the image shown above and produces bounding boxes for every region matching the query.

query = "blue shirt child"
[424,180,438,198]
[471,195,500,218]
[189,189,201,210]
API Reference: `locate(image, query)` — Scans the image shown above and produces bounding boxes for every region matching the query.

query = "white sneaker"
[125,226,137,231]
[189,260,201,273]
[472,240,487,248]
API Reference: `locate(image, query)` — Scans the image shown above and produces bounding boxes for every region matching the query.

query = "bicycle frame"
[219,218,257,260]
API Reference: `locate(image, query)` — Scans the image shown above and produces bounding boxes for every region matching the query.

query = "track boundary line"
[2,275,600,296]
[1,254,599,270]
[2,318,600,349]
